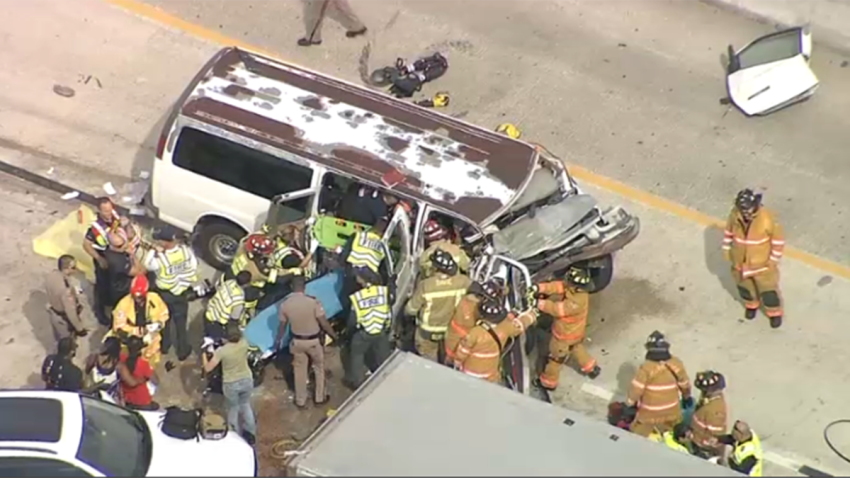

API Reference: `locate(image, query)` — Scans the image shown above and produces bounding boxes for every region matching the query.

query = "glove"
[682,396,695,409]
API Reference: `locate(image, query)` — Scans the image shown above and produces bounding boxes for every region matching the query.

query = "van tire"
[196,221,247,271]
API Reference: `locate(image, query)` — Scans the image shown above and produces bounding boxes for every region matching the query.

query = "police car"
[0,391,256,477]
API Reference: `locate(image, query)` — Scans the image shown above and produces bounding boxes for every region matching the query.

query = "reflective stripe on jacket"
[627,358,691,423]
[346,231,385,273]
[454,311,537,383]
[351,285,391,335]
[147,245,198,295]
[205,279,246,326]
[445,294,480,359]
[731,432,763,477]
[691,394,728,448]
[404,274,471,335]
[723,207,785,276]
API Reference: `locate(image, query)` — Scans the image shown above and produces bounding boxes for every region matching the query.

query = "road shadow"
[588,277,677,344]
[615,361,638,400]
[23,290,54,352]
[130,109,168,182]
[24,372,44,390]
[703,225,740,301]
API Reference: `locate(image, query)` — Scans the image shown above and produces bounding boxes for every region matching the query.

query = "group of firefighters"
[52,169,782,474]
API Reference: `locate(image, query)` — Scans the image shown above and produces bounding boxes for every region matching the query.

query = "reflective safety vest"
[273,245,309,278]
[731,432,763,477]
[648,430,691,454]
[350,285,391,335]
[346,231,385,273]
[230,249,273,288]
[89,215,121,251]
[205,279,246,326]
[149,245,198,296]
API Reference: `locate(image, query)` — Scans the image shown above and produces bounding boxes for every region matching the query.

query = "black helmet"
[695,370,726,394]
[482,277,506,300]
[645,330,670,352]
[565,266,593,290]
[430,248,458,276]
[735,189,762,217]
[478,298,507,324]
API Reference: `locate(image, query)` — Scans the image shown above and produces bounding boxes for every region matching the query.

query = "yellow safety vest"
[649,430,691,454]
[205,279,246,326]
[350,285,391,335]
[230,249,273,288]
[346,231,385,273]
[89,216,121,251]
[272,245,310,279]
[731,433,763,477]
[151,245,198,295]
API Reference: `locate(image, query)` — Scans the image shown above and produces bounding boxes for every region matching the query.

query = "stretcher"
[243,270,345,355]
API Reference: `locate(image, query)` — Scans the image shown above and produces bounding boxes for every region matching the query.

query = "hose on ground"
[824,419,850,464]
[270,438,301,461]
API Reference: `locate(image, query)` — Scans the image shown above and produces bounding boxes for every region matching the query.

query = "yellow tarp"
[32,205,96,282]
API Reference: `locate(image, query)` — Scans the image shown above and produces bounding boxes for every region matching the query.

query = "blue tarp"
[243,271,345,354]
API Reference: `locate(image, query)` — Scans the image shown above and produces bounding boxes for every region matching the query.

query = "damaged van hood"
[492,194,597,260]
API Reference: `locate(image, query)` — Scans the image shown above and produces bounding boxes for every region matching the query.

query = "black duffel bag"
[160,406,200,440]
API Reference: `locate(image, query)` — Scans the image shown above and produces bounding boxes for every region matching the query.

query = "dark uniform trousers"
[93,259,112,327]
[345,329,391,388]
[158,288,191,360]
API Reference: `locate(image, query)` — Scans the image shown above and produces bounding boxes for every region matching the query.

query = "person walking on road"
[277,275,339,409]
[82,197,122,327]
[144,225,199,361]
[45,255,88,341]
[203,322,258,445]
[344,266,392,389]
[298,0,368,47]
[723,189,785,328]
[625,331,693,437]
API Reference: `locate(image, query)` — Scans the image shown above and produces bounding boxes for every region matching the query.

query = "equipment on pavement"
[414,91,450,108]
[495,123,521,139]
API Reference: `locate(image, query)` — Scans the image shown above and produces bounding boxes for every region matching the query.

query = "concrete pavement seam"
[103,0,850,284]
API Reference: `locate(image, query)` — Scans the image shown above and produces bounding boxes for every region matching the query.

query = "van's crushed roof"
[178,48,538,225]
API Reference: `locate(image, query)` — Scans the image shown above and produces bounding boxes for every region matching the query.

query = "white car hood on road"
[727,54,818,116]
[138,411,256,477]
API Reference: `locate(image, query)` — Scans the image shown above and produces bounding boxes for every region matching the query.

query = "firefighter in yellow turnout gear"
[110,275,169,368]
[535,266,601,391]
[222,233,277,315]
[405,249,471,363]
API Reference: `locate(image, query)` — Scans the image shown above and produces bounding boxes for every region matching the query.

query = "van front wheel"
[196,221,246,271]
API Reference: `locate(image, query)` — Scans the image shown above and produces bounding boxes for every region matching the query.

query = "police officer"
[82,197,122,326]
[144,226,199,361]
[205,271,253,340]
[344,266,393,389]
[45,255,88,341]
[404,249,471,363]
[277,275,339,409]
[417,219,470,278]
[112,275,170,368]
[720,420,764,477]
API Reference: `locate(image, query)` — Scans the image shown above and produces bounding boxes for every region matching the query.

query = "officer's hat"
[152,225,179,242]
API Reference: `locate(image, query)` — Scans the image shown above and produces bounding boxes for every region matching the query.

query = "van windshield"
[508,167,561,213]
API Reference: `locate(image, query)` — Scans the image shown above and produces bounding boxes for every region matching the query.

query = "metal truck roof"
[178,47,539,225]
[288,352,741,477]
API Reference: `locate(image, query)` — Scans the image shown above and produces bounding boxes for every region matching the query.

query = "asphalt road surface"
[2,0,850,475]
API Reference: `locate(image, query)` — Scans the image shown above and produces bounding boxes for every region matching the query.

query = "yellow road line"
[105,0,850,282]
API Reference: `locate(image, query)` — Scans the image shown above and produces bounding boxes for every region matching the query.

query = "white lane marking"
[580,382,615,401]
[577,384,833,476]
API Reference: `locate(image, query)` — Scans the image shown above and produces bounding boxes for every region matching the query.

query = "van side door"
[383,205,415,321]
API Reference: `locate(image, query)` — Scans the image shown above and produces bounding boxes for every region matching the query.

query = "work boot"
[769,316,783,329]
[533,378,556,392]
[586,365,601,380]
[744,308,758,320]
[345,27,368,38]
[242,431,256,446]
[297,37,322,47]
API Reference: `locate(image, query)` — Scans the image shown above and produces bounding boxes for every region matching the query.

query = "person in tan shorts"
[277,275,339,408]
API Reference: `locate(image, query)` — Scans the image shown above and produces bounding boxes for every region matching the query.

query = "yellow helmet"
[496,123,521,139]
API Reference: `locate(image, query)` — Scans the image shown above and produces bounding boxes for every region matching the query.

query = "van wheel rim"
[211,234,238,264]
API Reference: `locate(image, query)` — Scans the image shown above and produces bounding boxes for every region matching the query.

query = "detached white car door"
[727,27,818,116]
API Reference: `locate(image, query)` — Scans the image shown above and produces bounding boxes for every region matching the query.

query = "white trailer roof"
[289,352,741,477]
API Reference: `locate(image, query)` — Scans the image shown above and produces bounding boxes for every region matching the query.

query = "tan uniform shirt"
[45,271,84,332]
[279,292,326,338]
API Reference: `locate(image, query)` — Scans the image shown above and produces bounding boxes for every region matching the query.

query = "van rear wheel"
[196,221,246,271]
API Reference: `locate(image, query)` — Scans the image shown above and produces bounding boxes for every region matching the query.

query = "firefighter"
[723,189,785,328]
[689,370,729,459]
[417,219,470,278]
[344,266,393,389]
[144,226,199,361]
[626,331,693,437]
[648,423,693,454]
[453,298,537,383]
[205,271,253,340]
[223,233,278,315]
[444,278,504,366]
[111,275,170,368]
[404,249,471,363]
[721,420,764,477]
[534,266,601,391]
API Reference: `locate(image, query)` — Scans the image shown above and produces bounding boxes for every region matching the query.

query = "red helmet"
[244,233,275,258]
[423,219,448,243]
[130,275,149,298]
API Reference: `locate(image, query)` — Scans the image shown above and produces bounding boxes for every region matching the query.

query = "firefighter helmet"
[430,248,458,276]
[478,298,507,323]
[695,370,726,394]
[423,219,449,243]
[735,189,762,217]
[644,330,670,352]
[482,277,506,300]
[565,266,593,289]
[130,275,149,298]
[244,233,275,259]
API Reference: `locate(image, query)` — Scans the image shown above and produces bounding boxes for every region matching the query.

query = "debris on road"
[414,91,450,108]
[369,52,449,98]
[52,84,75,98]
[60,191,79,200]
[102,181,117,195]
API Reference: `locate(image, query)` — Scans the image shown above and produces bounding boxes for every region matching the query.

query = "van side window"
[172,128,313,200]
